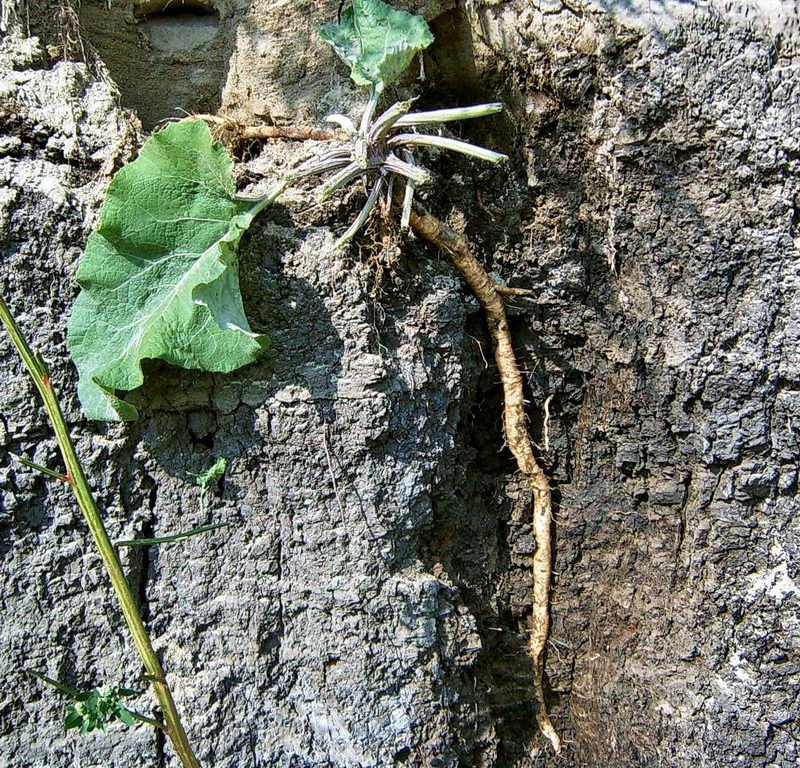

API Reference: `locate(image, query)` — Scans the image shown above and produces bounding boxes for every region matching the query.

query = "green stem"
[249,175,294,218]
[359,88,380,136]
[130,711,166,730]
[355,88,380,170]
[332,175,385,250]
[368,98,416,142]
[394,102,504,127]
[1,297,199,768]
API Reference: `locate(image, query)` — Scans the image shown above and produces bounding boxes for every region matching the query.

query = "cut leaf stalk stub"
[389,133,509,164]
[318,161,365,202]
[395,102,504,127]
[369,97,417,141]
[325,113,357,134]
[382,153,431,185]
[292,149,353,181]
[399,149,416,230]
[333,175,386,249]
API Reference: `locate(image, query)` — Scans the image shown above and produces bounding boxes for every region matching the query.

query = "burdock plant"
[294,2,508,246]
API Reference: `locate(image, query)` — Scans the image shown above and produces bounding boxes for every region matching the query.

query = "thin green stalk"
[242,174,295,218]
[382,154,430,185]
[0,296,199,768]
[359,88,381,137]
[332,175,385,250]
[325,113,357,135]
[355,88,380,169]
[127,711,164,730]
[117,521,230,547]
[400,149,416,231]
[9,451,69,482]
[25,668,81,697]
[318,162,364,202]
[368,98,416,142]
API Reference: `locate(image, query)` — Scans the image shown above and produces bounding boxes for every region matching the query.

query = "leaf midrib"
[98,208,254,384]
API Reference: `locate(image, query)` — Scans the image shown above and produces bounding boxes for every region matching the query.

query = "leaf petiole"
[292,155,353,181]
[355,89,381,169]
[400,149,417,230]
[394,102,504,127]
[240,175,296,217]
[359,88,381,136]
[325,114,357,135]
[318,161,365,202]
[333,175,385,250]
[389,133,509,163]
[382,153,430,185]
[25,669,80,697]
[8,452,70,483]
[368,98,416,142]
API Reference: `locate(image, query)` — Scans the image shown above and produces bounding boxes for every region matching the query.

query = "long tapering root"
[401,202,562,754]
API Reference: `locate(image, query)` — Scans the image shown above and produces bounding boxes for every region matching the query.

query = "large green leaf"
[67,120,267,421]
[318,0,434,92]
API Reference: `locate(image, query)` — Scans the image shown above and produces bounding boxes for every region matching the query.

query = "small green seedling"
[191,456,228,499]
[25,669,163,734]
[64,686,138,734]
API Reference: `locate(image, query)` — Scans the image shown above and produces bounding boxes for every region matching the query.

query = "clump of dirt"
[74,0,237,129]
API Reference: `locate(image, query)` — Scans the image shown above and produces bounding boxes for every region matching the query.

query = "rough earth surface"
[0,1,798,767]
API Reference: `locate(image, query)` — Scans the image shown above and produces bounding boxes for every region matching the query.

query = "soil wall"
[0,1,798,766]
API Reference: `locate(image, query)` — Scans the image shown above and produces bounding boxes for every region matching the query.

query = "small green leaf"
[75,691,95,703]
[318,0,433,92]
[67,120,269,421]
[117,706,135,727]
